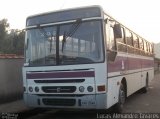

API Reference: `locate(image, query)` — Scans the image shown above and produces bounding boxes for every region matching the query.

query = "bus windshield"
[25,20,103,66]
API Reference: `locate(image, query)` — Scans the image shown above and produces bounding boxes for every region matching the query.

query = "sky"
[0,0,160,43]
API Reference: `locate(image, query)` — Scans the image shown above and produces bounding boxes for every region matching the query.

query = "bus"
[23,5,154,112]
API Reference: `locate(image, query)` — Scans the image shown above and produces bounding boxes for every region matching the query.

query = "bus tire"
[114,83,126,113]
[141,74,149,93]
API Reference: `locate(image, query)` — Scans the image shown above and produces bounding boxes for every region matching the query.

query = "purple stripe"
[26,71,95,79]
[108,56,154,73]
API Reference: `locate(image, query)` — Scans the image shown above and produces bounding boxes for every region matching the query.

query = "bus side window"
[116,27,127,52]
[139,38,144,50]
[125,29,134,53]
[150,43,152,55]
[144,40,147,55]
[133,34,139,48]
[106,24,117,62]
[133,34,139,55]
[148,43,151,53]
[107,25,116,51]
[125,29,133,46]
[146,42,149,56]
[116,27,125,43]
[151,44,154,55]
[148,42,151,56]
[139,38,145,55]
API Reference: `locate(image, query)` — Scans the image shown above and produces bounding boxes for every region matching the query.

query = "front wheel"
[114,83,126,113]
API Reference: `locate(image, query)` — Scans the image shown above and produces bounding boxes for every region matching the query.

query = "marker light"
[29,86,33,92]
[35,87,39,92]
[87,86,93,92]
[79,86,85,92]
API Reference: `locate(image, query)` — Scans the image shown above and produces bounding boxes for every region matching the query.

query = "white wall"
[0,58,24,103]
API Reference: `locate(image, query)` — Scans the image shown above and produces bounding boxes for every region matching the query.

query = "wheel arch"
[121,77,127,98]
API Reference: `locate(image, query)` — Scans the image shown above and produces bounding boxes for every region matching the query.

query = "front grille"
[34,79,85,83]
[37,94,85,97]
[42,86,76,93]
[42,98,76,106]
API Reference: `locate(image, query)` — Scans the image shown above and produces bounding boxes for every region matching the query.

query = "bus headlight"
[87,86,93,92]
[29,86,33,92]
[79,86,85,92]
[35,86,39,92]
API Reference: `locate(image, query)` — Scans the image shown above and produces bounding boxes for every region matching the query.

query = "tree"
[0,19,25,55]
[0,19,9,52]
[13,30,25,55]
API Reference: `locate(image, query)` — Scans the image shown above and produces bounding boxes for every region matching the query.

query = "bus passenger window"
[116,27,125,43]
[125,30,133,46]
[133,34,139,55]
[107,26,116,51]
[144,41,147,52]
[150,44,152,54]
[116,27,127,52]
[106,25,117,62]
[139,38,144,50]
[146,42,149,55]
[147,42,150,53]
[133,34,139,48]
[151,44,154,54]
[147,42,151,56]
[148,43,150,53]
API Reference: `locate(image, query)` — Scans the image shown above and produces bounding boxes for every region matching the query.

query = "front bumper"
[23,93,107,109]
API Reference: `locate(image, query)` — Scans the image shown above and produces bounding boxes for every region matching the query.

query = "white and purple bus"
[23,5,154,112]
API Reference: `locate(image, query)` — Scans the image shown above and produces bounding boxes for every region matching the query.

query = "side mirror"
[107,50,117,62]
[104,18,108,23]
[113,24,122,38]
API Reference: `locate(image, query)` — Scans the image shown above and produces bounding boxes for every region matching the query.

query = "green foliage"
[0,19,9,38]
[0,19,24,55]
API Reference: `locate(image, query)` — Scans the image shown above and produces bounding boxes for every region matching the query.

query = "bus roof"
[26,5,103,20]
[26,5,103,27]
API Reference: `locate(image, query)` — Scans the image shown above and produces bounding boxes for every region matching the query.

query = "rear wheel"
[141,74,149,93]
[114,83,126,113]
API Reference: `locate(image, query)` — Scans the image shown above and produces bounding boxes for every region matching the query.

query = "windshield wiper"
[62,18,82,52]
